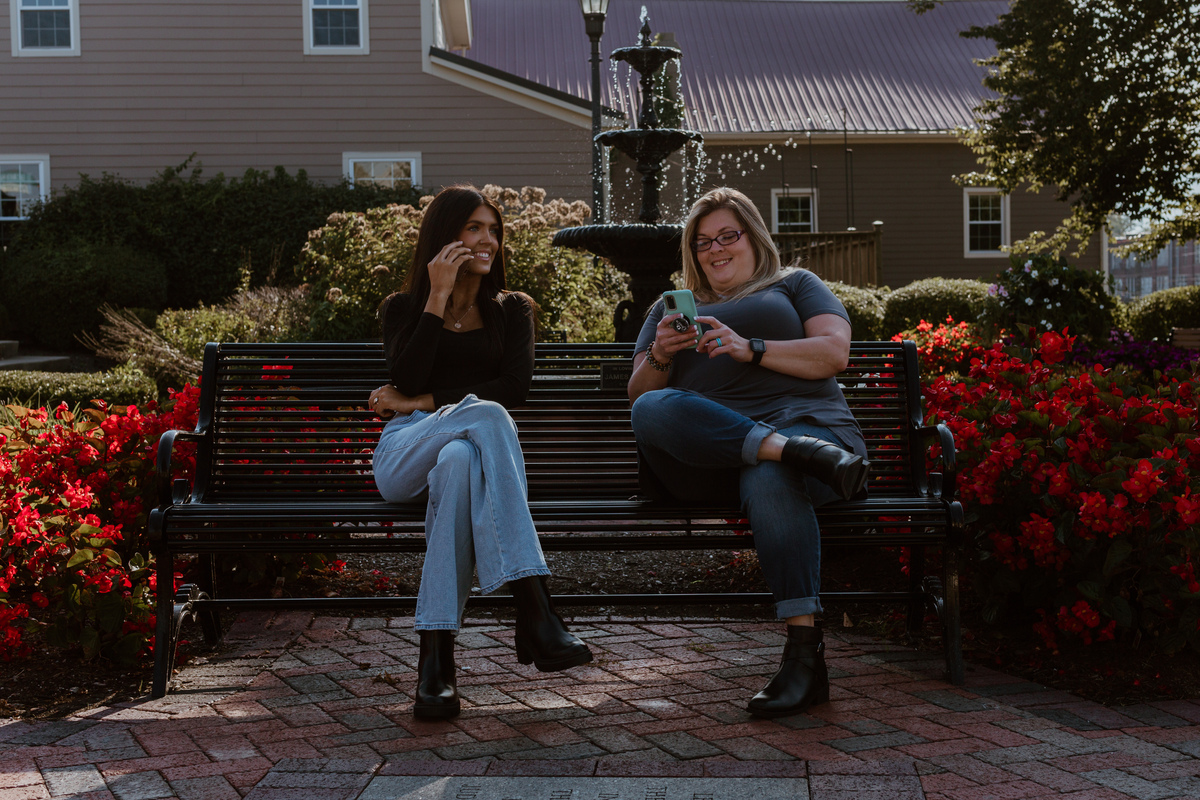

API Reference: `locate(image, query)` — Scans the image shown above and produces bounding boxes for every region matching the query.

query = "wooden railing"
[773,222,882,287]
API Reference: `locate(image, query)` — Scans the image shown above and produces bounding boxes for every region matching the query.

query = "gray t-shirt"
[635,269,866,457]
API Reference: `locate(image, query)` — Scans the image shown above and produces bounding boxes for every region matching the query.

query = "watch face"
[751,339,766,353]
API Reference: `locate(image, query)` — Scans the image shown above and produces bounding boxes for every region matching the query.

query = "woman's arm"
[628,311,699,402]
[695,313,851,380]
[369,384,435,419]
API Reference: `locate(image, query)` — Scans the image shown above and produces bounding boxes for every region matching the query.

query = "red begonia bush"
[924,327,1200,653]
[0,387,200,662]
[893,316,993,377]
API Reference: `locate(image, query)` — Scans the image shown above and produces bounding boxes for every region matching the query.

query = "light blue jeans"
[631,388,847,619]
[372,395,550,631]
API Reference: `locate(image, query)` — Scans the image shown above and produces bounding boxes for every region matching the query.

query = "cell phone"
[662,289,703,349]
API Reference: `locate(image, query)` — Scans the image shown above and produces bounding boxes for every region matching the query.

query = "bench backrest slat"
[197,341,924,503]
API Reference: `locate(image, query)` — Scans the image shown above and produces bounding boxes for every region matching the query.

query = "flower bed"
[0,387,200,662]
[924,329,1199,652]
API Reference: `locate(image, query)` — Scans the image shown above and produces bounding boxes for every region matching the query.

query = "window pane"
[0,162,42,219]
[313,8,360,47]
[968,194,1001,223]
[777,195,812,233]
[351,160,411,189]
[21,9,71,48]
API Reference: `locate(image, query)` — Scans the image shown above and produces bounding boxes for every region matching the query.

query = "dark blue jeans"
[631,388,846,618]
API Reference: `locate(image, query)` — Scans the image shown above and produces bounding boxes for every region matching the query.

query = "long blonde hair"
[681,187,795,303]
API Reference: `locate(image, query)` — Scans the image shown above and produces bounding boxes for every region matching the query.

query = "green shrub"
[882,278,991,337]
[981,254,1119,343]
[1127,285,1200,342]
[4,162,423,311]
[826,280,886,340]
[0,364,156,408]
[298,185,627,342]
[4,240,167,349]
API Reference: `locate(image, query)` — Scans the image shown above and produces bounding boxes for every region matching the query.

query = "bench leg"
[942,544,965,685]
[196,554,222,647]
[152,547,174,699]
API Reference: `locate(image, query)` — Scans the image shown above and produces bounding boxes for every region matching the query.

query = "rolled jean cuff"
[413,622,459,632]
[775,595,823,619]
[479,567,552,597]
[741,421,777,466]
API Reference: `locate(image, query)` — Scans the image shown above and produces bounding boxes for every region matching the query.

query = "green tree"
[914,0,1199,257]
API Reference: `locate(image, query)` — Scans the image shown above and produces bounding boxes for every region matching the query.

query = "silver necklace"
[449,303,474,329]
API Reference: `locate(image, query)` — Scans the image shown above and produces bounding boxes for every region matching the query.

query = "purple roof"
[463,0,1005,134]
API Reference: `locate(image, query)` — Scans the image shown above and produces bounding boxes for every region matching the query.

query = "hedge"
[825,280,886,340]
[0,365,157,408]
[1126,285,1200,343]
[882,278,991,338]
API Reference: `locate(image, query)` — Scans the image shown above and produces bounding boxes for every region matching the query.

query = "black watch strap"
[750,338,766,365]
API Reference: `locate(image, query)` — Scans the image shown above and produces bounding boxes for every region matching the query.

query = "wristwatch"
[749,338,766,366]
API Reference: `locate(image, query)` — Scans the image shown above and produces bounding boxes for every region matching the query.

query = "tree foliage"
[955,0,1200,256]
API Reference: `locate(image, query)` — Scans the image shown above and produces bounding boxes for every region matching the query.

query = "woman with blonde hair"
[628,187,868,718]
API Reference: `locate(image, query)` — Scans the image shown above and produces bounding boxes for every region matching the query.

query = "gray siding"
[1,1,591,200]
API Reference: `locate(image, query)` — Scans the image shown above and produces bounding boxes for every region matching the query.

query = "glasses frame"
[691,229,746,252]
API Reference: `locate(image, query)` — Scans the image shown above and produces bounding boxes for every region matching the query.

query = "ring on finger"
[714,337,722,347]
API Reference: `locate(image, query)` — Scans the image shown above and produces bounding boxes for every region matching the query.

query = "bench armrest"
[156,428,206,507]
[915,423,957,500]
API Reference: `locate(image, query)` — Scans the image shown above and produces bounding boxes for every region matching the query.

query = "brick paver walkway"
[4,611,1200,799]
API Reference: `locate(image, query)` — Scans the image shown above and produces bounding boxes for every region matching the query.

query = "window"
[343,152,421,190]
[770,189,817,233]
[0,157,48,220]
[304,0,369,55]
[10,0,80,57]
[964,188,1009,257]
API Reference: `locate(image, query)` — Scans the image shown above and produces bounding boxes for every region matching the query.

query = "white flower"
[1049,278,1059,286]
[1045,321,1053,329]
[1099,304,1105,309]
[1024,260,1033,270]
[1056,302,1061,307]
[1031,270,1039,278]
[1025,297,1034,305]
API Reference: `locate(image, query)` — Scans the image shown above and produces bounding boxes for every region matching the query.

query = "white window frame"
[343,152,421,190]
[770,188,818,233]
[0,155,50,221]
[303,0,369,56]
[963,187,1010,258]
[10,0,80,57]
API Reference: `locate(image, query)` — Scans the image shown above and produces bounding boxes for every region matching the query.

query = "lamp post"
[580,0,609,224]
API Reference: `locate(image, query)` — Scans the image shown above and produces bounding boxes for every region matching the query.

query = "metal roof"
[463,0,1005,135]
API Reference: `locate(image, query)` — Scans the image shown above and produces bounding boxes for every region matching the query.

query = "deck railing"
[773,222,882,287]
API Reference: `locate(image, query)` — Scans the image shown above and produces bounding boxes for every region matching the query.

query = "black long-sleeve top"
[380,292,535,410]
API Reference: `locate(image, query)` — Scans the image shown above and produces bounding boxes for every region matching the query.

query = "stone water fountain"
[552,15,703,342]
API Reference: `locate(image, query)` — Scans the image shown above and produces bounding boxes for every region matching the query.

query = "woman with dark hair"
[628,187,868,718]
[369,185,591,720]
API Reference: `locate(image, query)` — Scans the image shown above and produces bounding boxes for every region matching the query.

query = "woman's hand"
[695,316,752,362]
[426,240,475,301]
[368,384,433,419]
[650,312,699,362]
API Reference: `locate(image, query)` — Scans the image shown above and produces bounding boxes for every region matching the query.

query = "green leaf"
[95,591,125,635]
[79,627,101,661]
[44,620,76,649]
[1103,540,1134,576]
[65,549,95,569]
[1076,580,1103,601]
[1107,596,1133,629]
[63,583,81,614]
[104,633,145,666]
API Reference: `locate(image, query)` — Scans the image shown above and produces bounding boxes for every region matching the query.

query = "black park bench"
[149,341,964,697]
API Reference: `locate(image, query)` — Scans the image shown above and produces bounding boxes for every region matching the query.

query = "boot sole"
[413,700,461,719]
[746,688,831,719]
[517,645,594,673]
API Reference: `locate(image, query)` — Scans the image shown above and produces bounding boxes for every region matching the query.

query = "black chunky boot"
[747,624,830,718]
[414,630,460,719]
[781,436,869,501]
[510,576,593,672]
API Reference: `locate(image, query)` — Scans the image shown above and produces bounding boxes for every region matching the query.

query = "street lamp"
[580,0,609,224]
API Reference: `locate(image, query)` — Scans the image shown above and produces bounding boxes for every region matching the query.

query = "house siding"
[692,141,1102,288]
[1,1,591,200]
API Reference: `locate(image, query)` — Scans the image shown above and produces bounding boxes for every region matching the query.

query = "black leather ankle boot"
[747,624,830,718]
[510,576,593,672]
[414,630,460,719]
[781,436,869,501]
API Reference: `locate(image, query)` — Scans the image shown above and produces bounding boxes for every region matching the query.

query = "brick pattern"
[3,612,1200,798]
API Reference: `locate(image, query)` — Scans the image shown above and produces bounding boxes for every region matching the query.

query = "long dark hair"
[391,185,517,348]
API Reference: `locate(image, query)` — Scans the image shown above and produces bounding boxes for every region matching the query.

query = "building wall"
[1,1,591,200]
[664,141,1103,289]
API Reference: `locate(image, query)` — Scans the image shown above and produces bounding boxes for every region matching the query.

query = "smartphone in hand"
[662,289,703,349]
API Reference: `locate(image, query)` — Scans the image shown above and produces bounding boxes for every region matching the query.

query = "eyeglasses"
[691,230,745,251]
